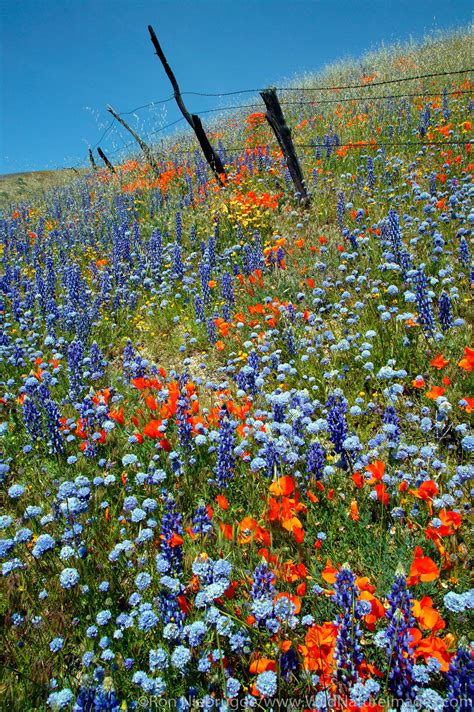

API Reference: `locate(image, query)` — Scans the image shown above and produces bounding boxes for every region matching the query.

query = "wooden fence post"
[88,149,98,171]
[107,105,160,175]
[147,24,227,185]
[260,87,310,206]
[97,147,116,174]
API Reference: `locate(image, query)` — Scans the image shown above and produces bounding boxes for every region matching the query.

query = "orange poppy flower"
[425,386,445,400]
[143,419,164,439]
[269,475,295,497]
[168,533,184,547]
[374,483,389,505]
[349,500,360,521]
[215,495,229,510]
[458,346,474,371]
[365,460,385,482]
[426,509,462,540]
[321,561,338,584]
[413,596,444,631]
[249,657,276,674]
[108,408,125,425]
[430,354,450,369]
[409,480,438,501]
[414,633,452,671]
[407,546,440,585]
[219,522,233,541]
[302,621,338,673]
[352,471,364,488]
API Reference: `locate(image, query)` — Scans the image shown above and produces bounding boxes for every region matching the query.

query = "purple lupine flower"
[414,268,436,335]
[385,567,416,701]
[194,295,205,323]
[438,291,453,332]
[157,495,185,631]
[324,134,333,157]
[43,393,64,454]
[419,102,431,136]
[337,192,345,231]
[334,565,364,687]
[176,374,193,457]
[315,136,322,159]
[388,208,403,264]
[383,405,400,448]
[35,266,47,315]
[276,246,285,269]
[280,646,300,681]
[67,340,84,400]
[175,211,182,244]
[89,341,106,380]
[199,262,211,307]
[172,242,184,279]
[285,328,297,356]
[265,438,280,478]
[122,340,147,382]
[442,87,450,122]
[208,235,216,270]
[367,156,375,190]
[326,393,348,460]
[252,231,265,272]
[214,405,236,488]
[206,317,217,345]
[250,562,279,631]
[148,227,163,270]
[251,562,275,601]
[243,244,253,276]
[307,441,326,480]
[445,643,474,711]
[271,394,286,424]
[222,271,235,307]
[459,236,470,266]
[22,396,43,442]
[192,503,213,538]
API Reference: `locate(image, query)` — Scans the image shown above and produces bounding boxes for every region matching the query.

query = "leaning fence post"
[147,24,227,185]
[88,149,98,171]
[97,147,116,174]
[260,87,310,205]
[107,105,160,175]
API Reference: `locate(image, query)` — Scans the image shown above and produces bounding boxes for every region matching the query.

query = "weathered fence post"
[88,149,98,171]
[107,105,160,175]
[147,24,227,185]
[260,87,310,206]
[97,147,116,174]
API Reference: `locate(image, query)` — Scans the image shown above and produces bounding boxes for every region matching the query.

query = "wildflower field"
[0,29,473,712]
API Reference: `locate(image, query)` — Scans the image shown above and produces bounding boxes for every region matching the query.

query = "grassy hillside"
[0,28,473,711]
[0,169,83,209]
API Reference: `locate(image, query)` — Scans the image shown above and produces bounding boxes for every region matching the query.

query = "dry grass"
[0,168,84,209]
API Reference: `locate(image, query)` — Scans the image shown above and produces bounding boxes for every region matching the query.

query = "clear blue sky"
[0,0,471,174]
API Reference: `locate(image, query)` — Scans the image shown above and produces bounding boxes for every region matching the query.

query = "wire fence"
[68,67,472,171]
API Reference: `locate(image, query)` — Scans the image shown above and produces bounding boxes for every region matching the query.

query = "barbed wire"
[77,66,473,171]
[177,67,473,98]
[114,74,473,118]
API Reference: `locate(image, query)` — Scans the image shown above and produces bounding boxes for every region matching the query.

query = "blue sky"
[0,0,471,174]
